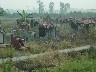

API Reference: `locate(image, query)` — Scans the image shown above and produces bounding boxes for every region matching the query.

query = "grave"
[27,32,36,41]
[50,27,57,38]
[0,31,4,44]
[5,33,13,44]
[30,19,35,28]
[11,35,25,49]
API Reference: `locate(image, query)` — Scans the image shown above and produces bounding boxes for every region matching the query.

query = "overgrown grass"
[16,46,96,72]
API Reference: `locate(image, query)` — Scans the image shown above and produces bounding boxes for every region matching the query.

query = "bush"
[0,48,16,58]
[15,51,63,71]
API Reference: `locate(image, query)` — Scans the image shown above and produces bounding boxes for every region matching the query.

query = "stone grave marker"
[0,31,4,44]
[51,27,57,38]
[5,33,13,44]
[28,32,36,41]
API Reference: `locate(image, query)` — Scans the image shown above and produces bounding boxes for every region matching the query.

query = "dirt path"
[0,45,92,64]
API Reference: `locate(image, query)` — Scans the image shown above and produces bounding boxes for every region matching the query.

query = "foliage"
[0,7,5,16]
[49,2,54,14]
[0,46,95,72]
[91,27,96,38]
[37,1,44,14]
[0,61,14,72]
[15,51,63,71]
[0,48,16,59]
[17,10,32,22]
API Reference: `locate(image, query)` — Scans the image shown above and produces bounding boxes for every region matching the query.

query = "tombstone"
[5,33,13,44]
[70,22,78,31]
[12,30,17,35]
[0,25,4,32]
[39,25,46,38]
[11,35,21,48]
[0,31,4,44]
[34,21,39,27]
[0,26,2,31]
[28,32,36,41]
[30,19,35,28]
[50,27,57,38]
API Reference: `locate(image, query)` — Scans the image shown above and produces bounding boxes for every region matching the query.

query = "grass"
[36,47,96,72]
[0,39,76,59]
[44,59,96,72]
[0,46,94,72]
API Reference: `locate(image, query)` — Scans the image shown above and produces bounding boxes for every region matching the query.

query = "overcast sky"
[0,0,96,10]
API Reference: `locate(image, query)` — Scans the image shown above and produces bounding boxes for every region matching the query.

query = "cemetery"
[0,1,96,71]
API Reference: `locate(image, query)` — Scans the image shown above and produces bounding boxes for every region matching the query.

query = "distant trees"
[49,2,54,14]
[0,7,5,24]
[59,2,70,14]
[37,0,44,14]
[0,7,5,16]
[60,2,65,14]
[64,3,70,13]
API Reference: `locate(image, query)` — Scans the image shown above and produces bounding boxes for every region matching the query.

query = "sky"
[0,0,96,10]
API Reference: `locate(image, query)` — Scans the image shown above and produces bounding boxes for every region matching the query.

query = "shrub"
[15,51,63,71]
[0,48,16,59]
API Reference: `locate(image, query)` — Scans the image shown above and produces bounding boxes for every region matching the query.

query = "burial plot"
[0,31,4,44]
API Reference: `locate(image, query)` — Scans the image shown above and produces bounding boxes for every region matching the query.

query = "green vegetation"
[0,46,96,72]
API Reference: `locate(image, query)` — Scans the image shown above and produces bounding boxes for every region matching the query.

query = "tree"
[49,2,54,14]
[0,7,5,16]
[17,10,31,22]
[60,2,65,14]
[64,3,70,13]
[17,10,32,25]
[0,7,6,24]
[37,0,44,14]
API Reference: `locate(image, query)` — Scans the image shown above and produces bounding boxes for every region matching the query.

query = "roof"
[73,18,96,24]
[83,19,95,24]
